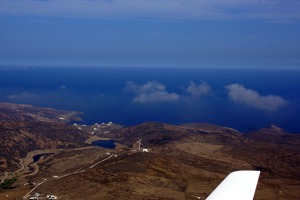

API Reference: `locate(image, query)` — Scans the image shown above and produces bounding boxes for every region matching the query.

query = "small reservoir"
[91,140,116,149]
[33,153,53,163]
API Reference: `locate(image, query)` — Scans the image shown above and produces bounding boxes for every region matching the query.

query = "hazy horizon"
[1,0,300,68]
[1,1,299,132]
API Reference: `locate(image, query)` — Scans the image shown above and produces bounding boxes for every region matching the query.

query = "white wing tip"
[206,170,260,200]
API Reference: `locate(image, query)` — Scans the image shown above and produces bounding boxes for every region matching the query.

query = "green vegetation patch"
[0,178,17,189]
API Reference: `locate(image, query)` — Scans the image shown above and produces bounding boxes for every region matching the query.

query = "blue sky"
[0,0,299,68]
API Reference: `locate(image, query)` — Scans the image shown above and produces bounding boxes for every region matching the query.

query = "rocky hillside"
[0,103,89,171]
[246,125,300,146]
[114,122,300,180]
[1,103,299,199]
[0,102,83,123]
[32,122,300,200]
[112,121,242,148]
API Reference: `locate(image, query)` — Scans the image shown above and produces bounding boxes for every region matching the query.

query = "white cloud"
[126,81,179,103]
[59,85,67,90]
[7,92,39,101]
[0,0,299,22]
[132,91,179,103]
[187,81,210,97]
[225,84,287,111]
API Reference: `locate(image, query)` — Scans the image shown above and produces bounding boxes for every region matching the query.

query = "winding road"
[23,154,114,199]
[0,171,8,184]
[0,152,31,184]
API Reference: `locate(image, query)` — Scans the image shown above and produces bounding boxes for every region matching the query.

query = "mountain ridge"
[0,102,299,199]
[0,102,89,171]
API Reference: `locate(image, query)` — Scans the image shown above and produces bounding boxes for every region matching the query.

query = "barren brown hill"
[0,102,89,171]
[112,122,240,145]
[18,122,300,200]
[0,102,83,123]
[245,125,300,146]
[0,103,299,199]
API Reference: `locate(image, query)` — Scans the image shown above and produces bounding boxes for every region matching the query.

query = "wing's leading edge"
[206,170,260,200]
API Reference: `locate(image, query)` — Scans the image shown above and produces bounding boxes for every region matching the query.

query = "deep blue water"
[92,140,116,149]
[0,66,299,133]
[33,153,53,162]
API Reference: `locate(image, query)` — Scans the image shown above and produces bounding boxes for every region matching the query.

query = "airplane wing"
[206,170,260,200]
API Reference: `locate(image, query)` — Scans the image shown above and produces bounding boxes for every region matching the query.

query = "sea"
[0,66,299,133]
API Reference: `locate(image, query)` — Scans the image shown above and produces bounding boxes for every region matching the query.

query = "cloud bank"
[7,92,39,101]
[0,0,299,22]
[187,81,210,97]
[126,81,179,103]
[225,84,287,111]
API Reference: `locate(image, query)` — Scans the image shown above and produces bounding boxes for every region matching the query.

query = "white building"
[46,195,58,199]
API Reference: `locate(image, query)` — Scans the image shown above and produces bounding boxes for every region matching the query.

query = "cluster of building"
[28,193,58,200]
[73,122,114,132]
